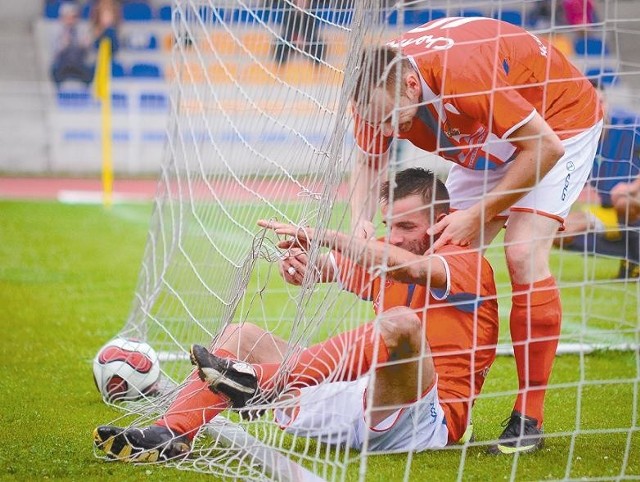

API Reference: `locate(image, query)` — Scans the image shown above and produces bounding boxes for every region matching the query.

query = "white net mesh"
[98,1,640,480]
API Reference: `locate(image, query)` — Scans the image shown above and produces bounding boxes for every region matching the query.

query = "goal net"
[98,0,640,480]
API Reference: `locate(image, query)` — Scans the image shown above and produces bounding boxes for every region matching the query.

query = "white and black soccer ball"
[92,337,160,402]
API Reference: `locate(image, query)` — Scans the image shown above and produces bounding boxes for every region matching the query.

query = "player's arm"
[258,220,447,288]
[428,112,565,250]
[351,149,389,238]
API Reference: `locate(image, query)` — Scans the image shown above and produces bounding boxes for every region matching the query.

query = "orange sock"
[257,322,389,391]
[155,348,235,439]
[510,276,562,426]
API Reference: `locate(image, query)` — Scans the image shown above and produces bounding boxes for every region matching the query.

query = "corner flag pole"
[94,37,113,208]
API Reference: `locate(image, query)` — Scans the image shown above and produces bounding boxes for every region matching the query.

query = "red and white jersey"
[355,17,604,170]
[331,244,499,443]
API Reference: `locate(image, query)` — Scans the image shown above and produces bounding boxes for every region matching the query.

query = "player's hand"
[279,248,308,286]
[257,219,316,250]
[611,180,640,224]
[352,220,376,239]
[426,209,480,253]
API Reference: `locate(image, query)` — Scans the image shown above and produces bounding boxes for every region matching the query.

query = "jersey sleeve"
[446,46,537,140]
[352,106,393,157]
[330,250,376,300]
[434,245,492,297]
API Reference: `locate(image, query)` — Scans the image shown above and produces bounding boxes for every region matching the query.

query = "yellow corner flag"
[94,37,113,208]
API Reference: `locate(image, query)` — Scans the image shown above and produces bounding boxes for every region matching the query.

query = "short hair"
[380,168,450,217]
[352,46,413,108]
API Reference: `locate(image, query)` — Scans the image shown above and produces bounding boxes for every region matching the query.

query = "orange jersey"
[332,244,499,443]
[355,17,604,170]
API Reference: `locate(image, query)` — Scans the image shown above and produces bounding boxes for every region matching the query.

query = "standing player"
[349,17,603,454]
[94,168,500,460]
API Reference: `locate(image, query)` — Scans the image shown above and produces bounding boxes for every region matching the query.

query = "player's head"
[379,168,449,254]
[352,46,422,137]
[60,2,79,24]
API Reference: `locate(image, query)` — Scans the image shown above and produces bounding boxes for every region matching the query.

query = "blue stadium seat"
[198,6,224,23]
[386,9,446,25]
[111,92,128,109]
[122,2,152,21]
[460,9,484,18]
[44,1,61,19]
[157,5,172,21]
[129,62,162,78]
[232,8,282,24]
[57,90,93,108]
[317,9,353,26]
[586,67,618,87]
[496,10,523,26]
[81,2,91,19]
[140,92,168,110]
[574,37,609,56]
[111,61,125,78]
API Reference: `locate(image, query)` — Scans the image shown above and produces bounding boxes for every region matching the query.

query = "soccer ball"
[92,337,160,402]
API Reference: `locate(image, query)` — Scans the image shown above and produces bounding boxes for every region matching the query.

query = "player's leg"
[271,307,446,452]
[490,121,602,455]
[193,319,390,400]
[359,307,451,451]
[503,209,562,425]
[366,306,434,426]
[94,323,287,461]
[487,211,560,455]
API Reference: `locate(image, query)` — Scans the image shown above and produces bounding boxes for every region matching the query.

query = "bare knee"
[379,307,423,360]
[505,242,551,284]
[211,322,264,359]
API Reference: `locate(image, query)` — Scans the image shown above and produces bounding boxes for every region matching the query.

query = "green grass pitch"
[0,200,638,481]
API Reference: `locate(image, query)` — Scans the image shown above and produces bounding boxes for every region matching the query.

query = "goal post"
[101,1,640,480]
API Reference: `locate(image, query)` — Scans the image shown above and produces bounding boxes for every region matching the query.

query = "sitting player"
[94,168,505,461]
[554,115,640,279]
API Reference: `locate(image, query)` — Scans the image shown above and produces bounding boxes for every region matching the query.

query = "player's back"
[391,17,602,138]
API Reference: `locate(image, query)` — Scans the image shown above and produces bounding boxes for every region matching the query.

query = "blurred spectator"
[90,0,122,55]
[50,2,93,88]
[272,0,326,65]
[562,0,597,27]
[527,1,557,29]
[555,82,640,279]
[611,177,640,225]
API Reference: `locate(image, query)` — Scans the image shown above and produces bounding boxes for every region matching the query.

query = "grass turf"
[0,200,638,481]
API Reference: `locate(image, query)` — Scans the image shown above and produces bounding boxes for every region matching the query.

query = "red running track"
[0,177,353,203]
[0,176,599,204]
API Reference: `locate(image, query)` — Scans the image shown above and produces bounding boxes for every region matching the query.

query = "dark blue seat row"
[45,1,157,21]
[57,89,168,110]
[107,61,162,79]
[585,67,617,87]
[42,3,517,26]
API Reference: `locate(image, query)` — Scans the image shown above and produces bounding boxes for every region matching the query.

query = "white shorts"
[273,376,449,452]
[446,121,604,223]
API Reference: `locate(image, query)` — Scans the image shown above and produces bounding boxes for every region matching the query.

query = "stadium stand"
[495,9,523,26]
[129,62,162,78]
[574,36,610,56]
[31,2,630,176]
[122,2,153,22]
[385,9,446,26]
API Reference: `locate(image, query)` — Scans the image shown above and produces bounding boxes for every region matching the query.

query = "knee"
[505,243,550,283]
[212,322,262,358]
[379,307,423,357]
